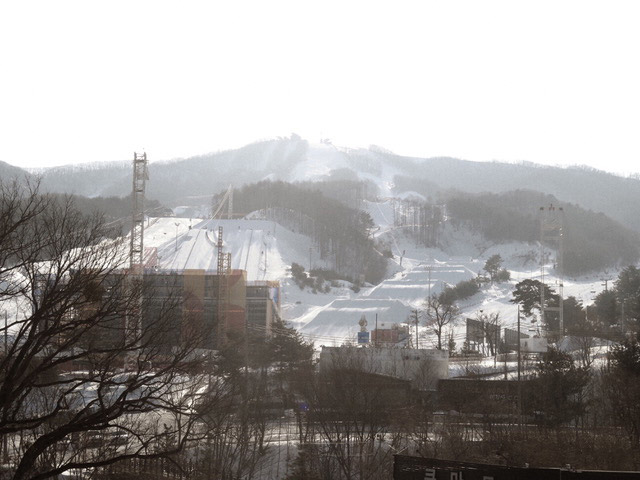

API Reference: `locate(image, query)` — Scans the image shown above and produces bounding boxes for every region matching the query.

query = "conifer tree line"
[216,180,388,283]
[443,190,638,275]
[349,187,638,276]
[297,177,376,210]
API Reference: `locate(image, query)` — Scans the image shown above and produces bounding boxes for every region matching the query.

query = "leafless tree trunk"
[296,350,403,479]
[424,296,460,350]
[476,311,501,357]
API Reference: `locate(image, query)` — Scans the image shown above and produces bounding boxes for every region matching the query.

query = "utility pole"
[427,265,432,314]
[517,306,521,382]
[410,309,420,349]
[517,305,523,430]
[2,313,7,463]
[494,322,499,368]
[375,313,378,347]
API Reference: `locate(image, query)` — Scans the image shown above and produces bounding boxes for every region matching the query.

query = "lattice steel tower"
[540,204,564,335]
[125,152,148,370]
[216,226,231,346]
[130,152,148,272]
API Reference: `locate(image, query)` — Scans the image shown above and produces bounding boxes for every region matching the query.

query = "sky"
[1,1,639,175]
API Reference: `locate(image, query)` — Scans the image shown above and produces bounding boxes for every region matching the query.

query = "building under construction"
[140,268,280,350]
[124,153,280,351]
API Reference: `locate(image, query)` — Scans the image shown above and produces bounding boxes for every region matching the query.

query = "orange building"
[142,269,278,350]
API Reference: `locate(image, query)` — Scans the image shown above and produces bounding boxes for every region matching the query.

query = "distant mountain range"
[4,135,640,231]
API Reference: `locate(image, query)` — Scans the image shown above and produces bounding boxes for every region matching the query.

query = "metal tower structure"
[540,204,564,335]
[216,226,231,346]
[130,152,148,272]
[125,152,148,370]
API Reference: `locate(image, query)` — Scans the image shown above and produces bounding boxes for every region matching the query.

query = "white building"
[319,346,449,391]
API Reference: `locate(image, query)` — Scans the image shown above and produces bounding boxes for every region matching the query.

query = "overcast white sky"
[1,1,639,175]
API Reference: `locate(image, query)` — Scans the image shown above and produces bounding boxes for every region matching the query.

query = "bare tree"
[0,180,209,480]
[476,311,501,357]
[297,348,403,479]
[573,318,598,369]
[191,372,267,480]
[424,295,460,350]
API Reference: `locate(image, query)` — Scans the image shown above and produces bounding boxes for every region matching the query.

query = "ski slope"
[144,217,313,281]
[142,196,611,351]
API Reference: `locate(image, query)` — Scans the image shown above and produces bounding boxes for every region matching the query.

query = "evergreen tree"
[483,254,503,282]
[531,348,590,427]
[605,334,640,444]
[511,279,558,317]
[593,289,618,327]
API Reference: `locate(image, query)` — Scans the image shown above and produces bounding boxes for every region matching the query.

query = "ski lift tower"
[539,204,564,335]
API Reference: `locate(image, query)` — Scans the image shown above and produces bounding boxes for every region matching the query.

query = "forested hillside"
[219,181,388,283]
[445,190,639,275]
[392,158,640,232]
[37,136,310,203]
[11,137,640,234]
[296,178,377,210]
